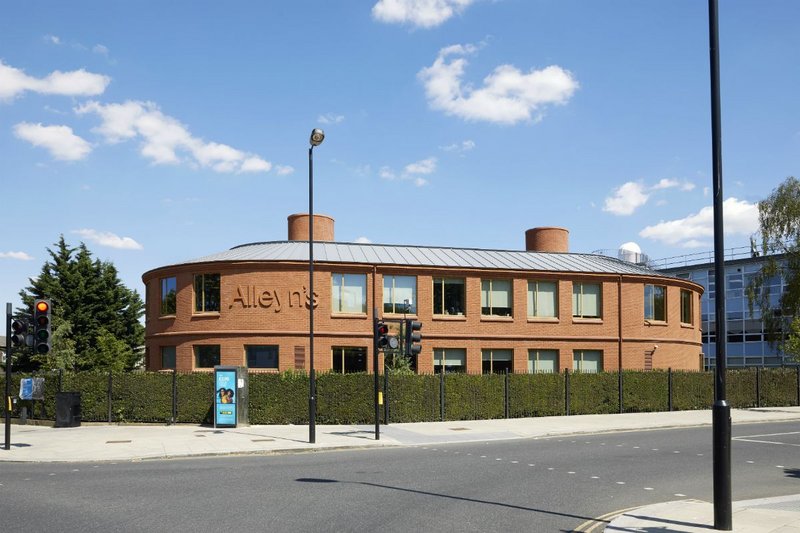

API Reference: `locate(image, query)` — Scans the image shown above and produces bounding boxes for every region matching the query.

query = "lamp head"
[310,128,325,147]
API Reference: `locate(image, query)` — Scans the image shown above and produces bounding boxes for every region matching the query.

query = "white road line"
[591,476,600,479]
[734,438,800,447]
[511,461,519,464]
[747,460,755,464]
[616,481,625,485]
[736,431,800,439]
[674,493,687,497]
[644,487,654,491]
[528,464,535,467]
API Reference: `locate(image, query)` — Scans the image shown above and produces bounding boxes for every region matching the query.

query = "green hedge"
[1,368,798,425]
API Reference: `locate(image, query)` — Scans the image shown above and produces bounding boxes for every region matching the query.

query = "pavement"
[1,406,799,532]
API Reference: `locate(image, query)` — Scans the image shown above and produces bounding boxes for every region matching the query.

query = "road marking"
[697,453,704,456]
[528,463,535,467]
[495,458,502,461]
[591,476,599,479]
[674,451,681,454]
[633,446,640,449]
[644,487,654,491]
[547,467,554,471]
[573,505,643,532]
[652,448,659,451]
[511,460,519,464]
[747,460,755,464]
[568,471,576,475]
[674,493,686,497]
[480,455,486,458]
[734,437,800,447]
[776,465,785,468]
[616,481,625,485]
[736,431,800,439]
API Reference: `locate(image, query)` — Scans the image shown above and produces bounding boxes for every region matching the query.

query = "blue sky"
[1,1,799,310]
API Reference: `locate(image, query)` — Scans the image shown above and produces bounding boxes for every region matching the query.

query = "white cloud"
[379,166,397,180]
[639,198,759,248]
[354,237,372,244]
[404,157,437,175]
[76,100,273,174]
[652,178,695,191]
[413,177,428,187]
[0,251,34,260]
[93,44,110,57]
[603,181,649,216]
[0,60,110,101]
[317,113,344,124]
[72,229,143,250]
[418,43,578,124]
[440,139,475,153]
[275,165,295,176]
[13,122,92,161]
[372,0,475,29]
[44,34,62,45]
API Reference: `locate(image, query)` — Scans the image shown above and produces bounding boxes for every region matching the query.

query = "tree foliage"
[16,236,145,372]
[750,176,800,361]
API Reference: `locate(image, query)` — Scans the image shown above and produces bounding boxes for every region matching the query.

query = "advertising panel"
[214,368,237,427]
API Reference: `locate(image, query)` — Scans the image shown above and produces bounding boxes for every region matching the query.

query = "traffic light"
[375,320,389,349]
[10,319,28,348]
[405,320,422,357]
[33,299,52,355]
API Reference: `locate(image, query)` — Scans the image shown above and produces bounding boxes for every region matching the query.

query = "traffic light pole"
[5,303,12,451]
[373,312,380,441]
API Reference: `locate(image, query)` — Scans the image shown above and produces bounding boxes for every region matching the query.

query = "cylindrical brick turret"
[288,213,335,242]
[525,227,569,253]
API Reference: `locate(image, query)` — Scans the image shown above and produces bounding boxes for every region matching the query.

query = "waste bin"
[54,392,82,428]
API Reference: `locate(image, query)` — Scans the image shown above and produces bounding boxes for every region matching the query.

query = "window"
[681,289,694,325]
[572,282,602,319]
[644,284,666,321]
[194,274,220,313]
[528,349,558,373]
[332,347,367,373]
[194,345,220,368]
[527,281,558,318]
[433,278,465,316]
[383,275,417,314]
[161,346,176,369]
[160,277,176,315]
[332,273,367,314]
[573,350,602,373]
[246,345,279,369]
[433,348,466,374]
[481,279,512,317]
[482,349,513,374]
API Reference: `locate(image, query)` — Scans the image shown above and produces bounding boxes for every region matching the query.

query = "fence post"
[755,367,761,408]
[171,369,178,424]
[504,369,509,419]
[565,368,570,416]
[107,371,113,423]
[439,371,445,422]
[618,371,624,414]
[668,368,673,412]
[58,368,63,393]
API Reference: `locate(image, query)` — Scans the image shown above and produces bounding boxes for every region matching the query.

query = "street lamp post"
[308,128,324,444]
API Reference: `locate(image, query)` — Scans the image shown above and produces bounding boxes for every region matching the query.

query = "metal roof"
[160,240,675,278]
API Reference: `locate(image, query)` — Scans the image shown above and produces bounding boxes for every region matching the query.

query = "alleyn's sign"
[230,285,318,312]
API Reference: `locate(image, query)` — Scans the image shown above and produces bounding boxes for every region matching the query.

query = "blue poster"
[215,369,237,427]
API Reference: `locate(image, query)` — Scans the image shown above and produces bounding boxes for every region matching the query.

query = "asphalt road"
[0,421,797,532]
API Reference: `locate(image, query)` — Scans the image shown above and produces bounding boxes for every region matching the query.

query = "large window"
[528,349,558,373]
[572,282,602,319]
[160,277,176,316]
[527,281,558,318]
[194,274,220,313]
[573,350,602,373]
[481,279,512,317]
[383,275,417,314]
[332,347,367,373]
[644,284,667,321]
[433,278,465,316]
[194,345,220,368]
[161,346,176,369]
[433,348,466,374]
[482,349,513,374]
[681,289,694,325]
[246,345,279,369]
[332,273,367,314]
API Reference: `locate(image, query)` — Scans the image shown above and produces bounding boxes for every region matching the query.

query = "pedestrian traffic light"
[33,299,52,355]
[375,320,389,349]
[405,320,422,357]
[10,319,28,348]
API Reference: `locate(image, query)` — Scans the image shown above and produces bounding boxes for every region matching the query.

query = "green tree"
[17,236,145,371]
[749,176,800,362]
[32,318,78,371]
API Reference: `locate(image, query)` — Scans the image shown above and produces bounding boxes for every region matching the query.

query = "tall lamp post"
[708,1,732,529]
[308,128,324,444]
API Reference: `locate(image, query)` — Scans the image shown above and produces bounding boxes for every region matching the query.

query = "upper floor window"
[573,349,602,373]
[528,349,558,373]
[194,274,220,313]
[383,275,417,314]
[160,277,177,316]
[644,284,666,321]
[572,282,602,319]
[681,289,694,325]
[433,278,465,316]
[481,279,512,317]
[332,273,367,314]
[527,280,558,318]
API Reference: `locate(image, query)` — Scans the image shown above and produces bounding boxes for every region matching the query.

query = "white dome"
[619,241,642,254]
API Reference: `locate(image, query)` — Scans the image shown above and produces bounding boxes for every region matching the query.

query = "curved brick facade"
[287,213,335,242]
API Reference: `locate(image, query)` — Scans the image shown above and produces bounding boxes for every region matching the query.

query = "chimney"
[525,227,569,253]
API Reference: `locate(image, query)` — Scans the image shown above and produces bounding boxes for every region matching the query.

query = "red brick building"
[142,214,704,373]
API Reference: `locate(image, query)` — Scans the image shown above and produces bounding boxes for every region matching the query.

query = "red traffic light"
[35,300,49,313]
[377,323,389,336]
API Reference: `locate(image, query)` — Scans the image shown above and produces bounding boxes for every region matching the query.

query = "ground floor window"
[528,349,558,373]
[482,349,513,374]
[332,346,367,373]
[195,345,220,368]
[161,346,176,369]
[433,348,466,374]
[246,345,279,369]
[573,350,602,373]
